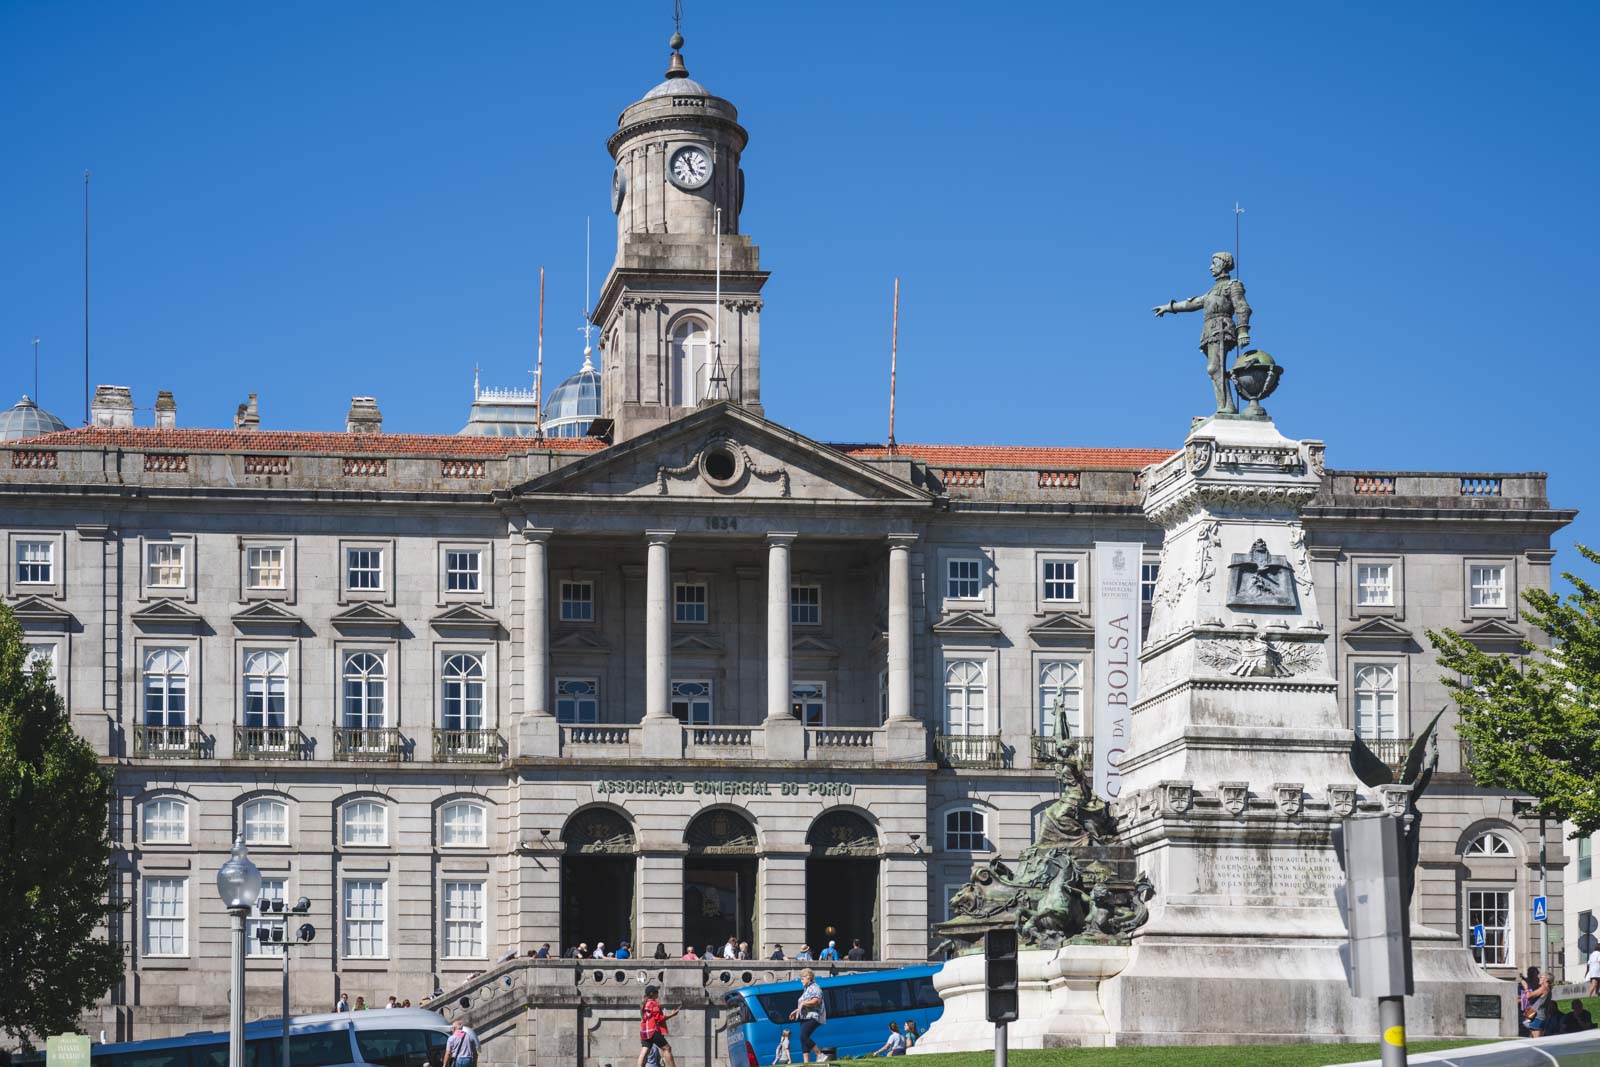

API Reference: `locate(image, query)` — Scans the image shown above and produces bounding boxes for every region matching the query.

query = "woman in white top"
[1587,946,1600,996]
[787,968,827,1063]
[870,1022,906,1057]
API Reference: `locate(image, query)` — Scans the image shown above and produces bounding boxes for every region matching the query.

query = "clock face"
[669,145,712,190]
[611,167,627,213]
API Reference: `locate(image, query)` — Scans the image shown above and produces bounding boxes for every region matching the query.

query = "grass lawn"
[830,1041,1491,1067]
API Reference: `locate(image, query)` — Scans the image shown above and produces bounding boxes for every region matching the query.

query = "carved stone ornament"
[1377,783,1412,818]
[657,433,791,497]
[1328,784,1358,818]
[562,809,637,855]
[686,808,760,855]
[1306,442,1326,477]
[807,809,878,858]
[1273,782,1304,818]
[1196,633,1322,678]
[1219,781,1250,817]
[1186,439,1213,475]
[1161,780,1195,816]
[1226,538,1299,609]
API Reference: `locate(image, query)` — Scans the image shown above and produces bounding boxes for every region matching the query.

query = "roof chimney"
[346,396,382,434]
[90,385,134,427]
[154,391,177,429]
[234,393,260,431]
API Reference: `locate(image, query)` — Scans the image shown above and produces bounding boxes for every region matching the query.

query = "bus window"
[247,1037,279,1067]
[190,1043,227,1067]
[291,1031,356,1067]
[826,980,911,1019]
[425,1030,449,1067]
[115,1049,190,1067]
[354,1029,429,1067]
[910,975,941,1010]
[755,992,797,1025]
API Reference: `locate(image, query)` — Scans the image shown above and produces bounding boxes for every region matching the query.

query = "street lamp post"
[217,836,263,1067]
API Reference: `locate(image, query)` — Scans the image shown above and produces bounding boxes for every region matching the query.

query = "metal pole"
[229,910,247,1067]
[994,1021,1007,1067]
[1378,995,1408,1067]
[281,944,290,1067]
[1540,814,1549,974]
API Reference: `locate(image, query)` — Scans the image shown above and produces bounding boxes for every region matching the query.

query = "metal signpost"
[255,894,316,1067]
[1344,815,1413,1067]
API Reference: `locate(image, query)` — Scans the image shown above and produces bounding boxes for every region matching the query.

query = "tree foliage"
[0,602,121,1047]
[1428,543,1600,835]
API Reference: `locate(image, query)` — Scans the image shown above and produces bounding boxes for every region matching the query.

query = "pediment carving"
[932,611,1005,638]
[1342,616,1417,648]
[330,603,404,633]
[1458,618,1525,648]
[9,595,73,631]
[131,599,208,633]
[429,604,503,636]
[1028,612,1096,645]
[553,629,612,652]
[792,635,839,658]
[232,600,305,634]
[672,632,725,652]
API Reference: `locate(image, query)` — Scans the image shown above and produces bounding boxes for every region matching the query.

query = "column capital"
[523,527,554,543]
[766,531,799,546]
[645,529,677,545]
[887,533,919,548]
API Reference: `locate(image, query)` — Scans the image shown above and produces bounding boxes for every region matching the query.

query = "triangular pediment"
[231,600,305,633]
[429,604,503,635]
[793,635,839,659]
[330,602,404,633]
[1343,616,1418,647]
[1458,618,1526,647]
[9,595,73,631]
[515,403,933,505]
[1027,612,1096,644]
[131,599,208,633]
[672,632,725,652]
[932,610,1005,638]
[552,629,612,651]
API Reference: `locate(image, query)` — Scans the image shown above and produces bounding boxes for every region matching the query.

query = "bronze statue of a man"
[1152,251,1252,415]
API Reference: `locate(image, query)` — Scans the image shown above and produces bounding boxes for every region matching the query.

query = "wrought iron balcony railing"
[1031,735,1094,766]
[935,732,1004,770]
[433,729,506,763]
[334,726,404,762]
[233,726,307,760]
[133,724,207,759]
[1360,736,1413,778]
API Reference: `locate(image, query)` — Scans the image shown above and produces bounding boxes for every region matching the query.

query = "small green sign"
[47,1034,91,1067]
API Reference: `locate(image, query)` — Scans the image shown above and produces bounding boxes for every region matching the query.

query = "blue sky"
[3,1,1595,574]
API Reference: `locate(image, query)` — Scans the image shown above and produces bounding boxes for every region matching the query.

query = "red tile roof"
[834,443,1175,470]
[11,426,607,456]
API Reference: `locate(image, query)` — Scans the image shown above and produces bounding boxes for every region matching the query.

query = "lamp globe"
[216,834,263,911]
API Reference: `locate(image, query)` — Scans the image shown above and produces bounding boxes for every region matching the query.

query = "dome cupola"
[0,395,69,441]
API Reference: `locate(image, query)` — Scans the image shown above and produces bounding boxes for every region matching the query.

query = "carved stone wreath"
[1195,634,1323,678]
[657,434,791,496]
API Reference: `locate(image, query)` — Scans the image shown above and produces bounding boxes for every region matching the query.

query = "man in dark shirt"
[846,939,867,961]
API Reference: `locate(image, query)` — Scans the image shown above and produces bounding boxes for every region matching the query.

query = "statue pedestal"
[911,946,1130,1053]
[1095,414,1512,1043]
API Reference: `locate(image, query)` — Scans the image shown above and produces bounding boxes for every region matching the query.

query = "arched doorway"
[561,808,636,953]
[684,808,759,955]
[806,810,880,959]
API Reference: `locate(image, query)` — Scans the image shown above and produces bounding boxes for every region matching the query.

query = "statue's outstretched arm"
[1153,294,1205,316]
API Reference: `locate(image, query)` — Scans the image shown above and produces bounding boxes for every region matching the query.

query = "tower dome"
[0,396,69,441]
[543,347,603,439]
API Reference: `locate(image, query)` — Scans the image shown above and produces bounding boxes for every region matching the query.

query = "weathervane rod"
[713,205,724,399]
[536,265,545,436]
[1234,200,1244,284]
[33,337,40,401]
[83,169,90,426]
[889,277,899,451]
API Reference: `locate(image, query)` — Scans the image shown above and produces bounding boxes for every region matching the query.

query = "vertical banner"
[1093,542,1143,800]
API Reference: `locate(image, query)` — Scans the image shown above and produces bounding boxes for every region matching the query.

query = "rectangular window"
[1037,660,1083,737]
[142,798,188,844]
[247,878,287,957]
[1141,562,1160,604]
[24,642,56,682]
[555,678,599,724]
[1470,565,1507,608]
[792,682,826,726]
[246,546,286,590]
[1466,889,1511,967]
[1582,837,1594,882]
[559,581,594,622]
[146,543,186,588]
[442,880,486,959]
[1356,563,1394,607]
[445,550,481,593]
[671,679,713,725]
[143,876,188,957]
[1041,559,1077,603]
[347,548,384,591]
[341,800,387,847]
[15,540,53,584]
[674,583,708,624]
[791,585,821,626]
[946,558,982,600]
[441,802,487,848]
[342,879,386,959]
[878,671,889,726]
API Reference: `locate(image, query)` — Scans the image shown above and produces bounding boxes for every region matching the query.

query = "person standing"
[334,993,350,1013]
[846,939,866,962]
[445,1018,480,1067]
[386,995,398,1009]
[788,968,827,1063]
[354,996,368,1011]
[636,984,679,1067]
[794,945,814,961]
[1524,967,1553,1037]
[870,1022,906,1057]
[722,936,739,960]
[1587,943,1600,996]
[819,942,839,961]
[769,944,786,960]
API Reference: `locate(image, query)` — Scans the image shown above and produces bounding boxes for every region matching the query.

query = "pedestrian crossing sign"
[1471,924,1486,948]
[1533,895,1548,922]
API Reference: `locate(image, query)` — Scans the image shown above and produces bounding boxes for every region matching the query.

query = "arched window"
[1465,831,1515,857]
[943,660,988,736]
[441,654,485,731]
[668,318,710,406]
[241,798,288,845]
[1037,660,1083,738]
[142,797,189,844]
[243,650,287,728]
[944,809,988,852]
[342,799,387,846]
[1353,664,1398,739]
[143,648,189,726]
[441,800,487,848]
[342,653,386,728]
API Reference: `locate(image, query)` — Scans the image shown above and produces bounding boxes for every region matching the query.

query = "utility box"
[1344,814,1414,998]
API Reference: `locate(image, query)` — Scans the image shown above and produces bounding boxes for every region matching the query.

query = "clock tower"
[593,31,769,441]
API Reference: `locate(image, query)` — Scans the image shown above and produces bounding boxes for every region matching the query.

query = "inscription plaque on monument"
[1200,852,1341,897]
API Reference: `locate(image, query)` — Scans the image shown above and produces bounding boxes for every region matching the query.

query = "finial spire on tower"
[666,0,689,79]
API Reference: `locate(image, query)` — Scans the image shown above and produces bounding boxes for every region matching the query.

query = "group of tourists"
[1518,965,1596,1037]
[674,936,870,962]
[332,993,413,1011]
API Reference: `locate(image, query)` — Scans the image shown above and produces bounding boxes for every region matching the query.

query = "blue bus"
[85,1009,452,1067]
[723,965,943,1065]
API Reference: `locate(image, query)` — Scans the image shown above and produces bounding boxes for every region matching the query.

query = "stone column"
[765,534,803,760]
[518,529,557,757]
[642,531,683,759]
[887,535,916,721]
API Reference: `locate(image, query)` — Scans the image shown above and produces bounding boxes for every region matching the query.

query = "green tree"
[0,602,121,1047]
[1428,543,1600,834]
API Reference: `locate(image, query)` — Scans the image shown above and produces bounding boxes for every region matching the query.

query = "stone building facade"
[0,28,1576,1054]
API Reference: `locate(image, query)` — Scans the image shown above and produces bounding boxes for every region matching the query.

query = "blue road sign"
[1534,896,1548,922]
[1472,924,1486,947]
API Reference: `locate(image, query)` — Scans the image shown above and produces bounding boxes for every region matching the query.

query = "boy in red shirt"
[638,984,679,1067]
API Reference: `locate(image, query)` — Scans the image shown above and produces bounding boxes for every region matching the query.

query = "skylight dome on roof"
[543,347,603,439]
[0,396,69,441]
